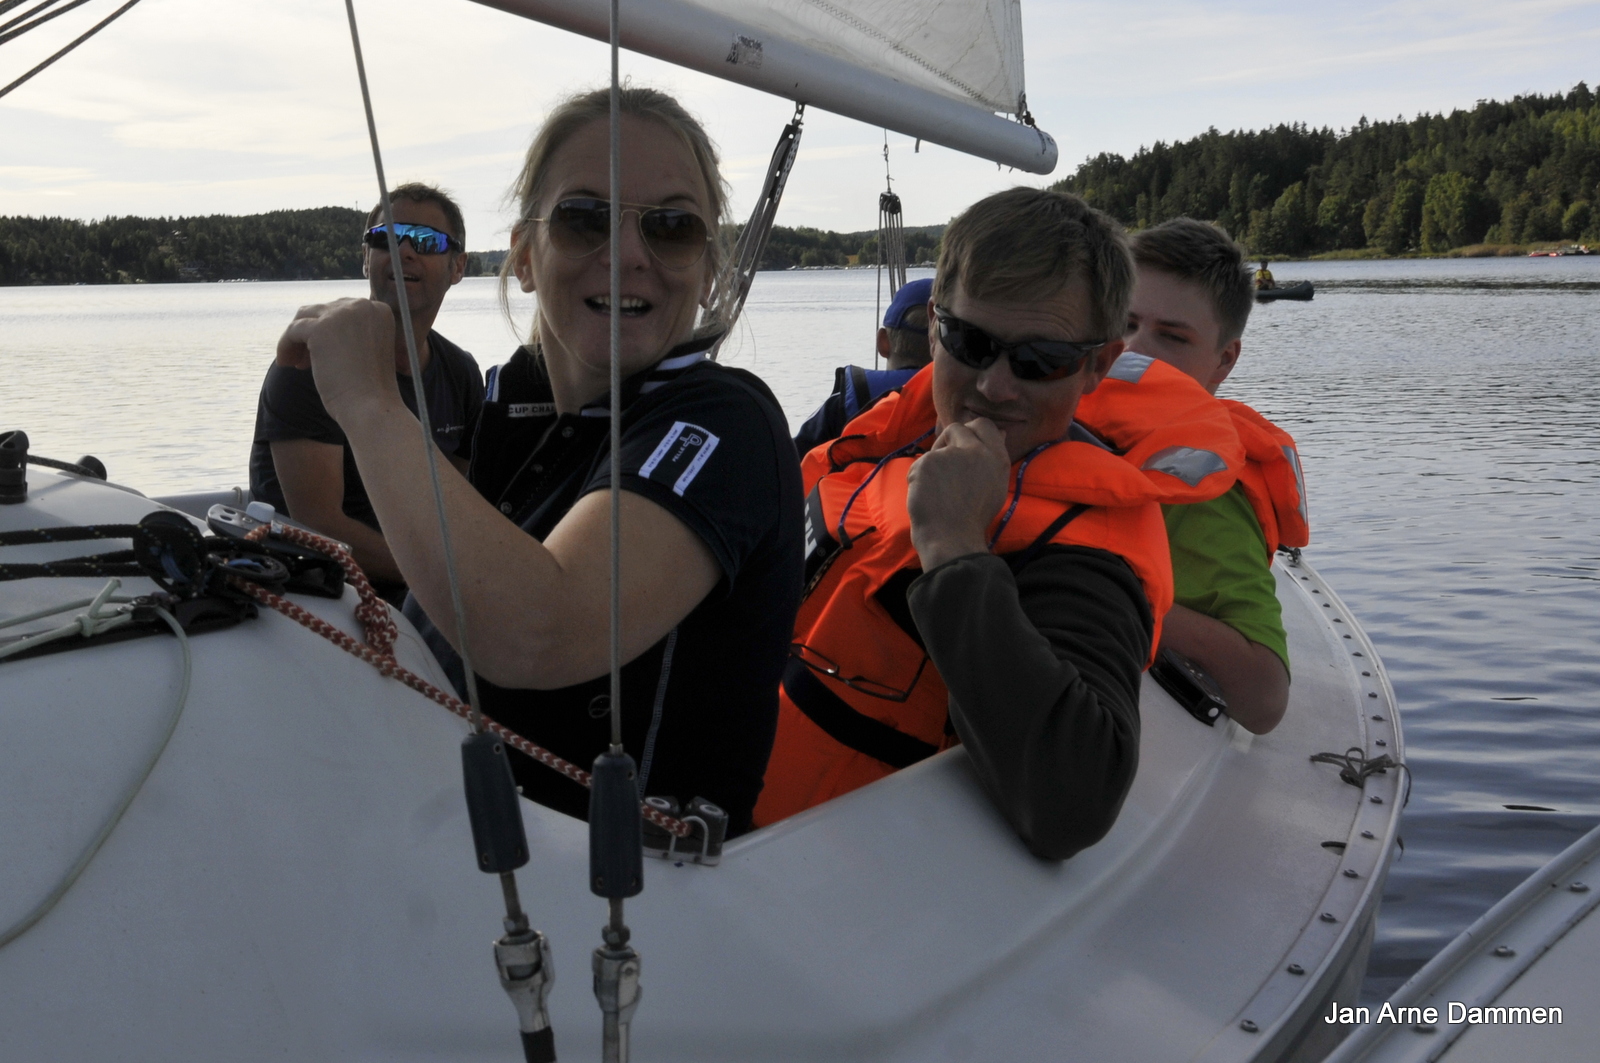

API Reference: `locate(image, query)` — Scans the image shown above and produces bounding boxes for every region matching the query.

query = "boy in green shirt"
[1126,220,1301,734]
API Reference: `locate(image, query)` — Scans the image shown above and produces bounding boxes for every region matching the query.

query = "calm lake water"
[3,258,1598,1001]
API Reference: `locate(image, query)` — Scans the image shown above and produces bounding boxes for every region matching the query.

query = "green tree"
[1362,192,1390,247]
[1375,180,1423,253]
[1563,200,1593,240]
[1316,193,1364,250]
[1270,182,1312,253]
[1420,172,1480,251]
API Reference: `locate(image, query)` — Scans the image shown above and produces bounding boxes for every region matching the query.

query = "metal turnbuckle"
[496,928,556,1063]
[593,927,641,1063]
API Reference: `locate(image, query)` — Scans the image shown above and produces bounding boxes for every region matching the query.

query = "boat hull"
[0,470,1403,1061]
[1257,282,1316,303]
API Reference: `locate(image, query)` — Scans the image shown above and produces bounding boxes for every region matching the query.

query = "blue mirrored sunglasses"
[364,223,461,256]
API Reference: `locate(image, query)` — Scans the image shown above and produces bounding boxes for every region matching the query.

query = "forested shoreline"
[0,208,509,286]
[1051,82,1599,255]
[4,81,1595,285]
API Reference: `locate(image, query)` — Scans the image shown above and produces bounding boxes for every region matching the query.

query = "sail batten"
[469,0,1056,174]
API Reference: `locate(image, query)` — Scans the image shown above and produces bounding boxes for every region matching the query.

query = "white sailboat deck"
[0,469,1403,1061]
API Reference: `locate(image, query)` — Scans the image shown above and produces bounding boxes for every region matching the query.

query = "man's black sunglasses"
[934,306,1108,382]
[364,223,462,256]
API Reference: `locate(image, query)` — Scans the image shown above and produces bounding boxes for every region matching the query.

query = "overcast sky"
[3,0,1596,249]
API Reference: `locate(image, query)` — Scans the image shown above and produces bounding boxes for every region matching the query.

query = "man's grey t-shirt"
[249,332,484,529]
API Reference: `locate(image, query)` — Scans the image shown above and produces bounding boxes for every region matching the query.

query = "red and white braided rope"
[234,524,689,837]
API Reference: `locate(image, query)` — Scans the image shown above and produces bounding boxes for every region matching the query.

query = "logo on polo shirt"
[639,421,720,496]
[508,402,556,418]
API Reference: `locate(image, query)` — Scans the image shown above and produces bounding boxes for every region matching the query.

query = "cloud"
[2,0,1597,238]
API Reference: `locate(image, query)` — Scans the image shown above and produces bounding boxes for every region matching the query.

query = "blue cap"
[883,277,934,330]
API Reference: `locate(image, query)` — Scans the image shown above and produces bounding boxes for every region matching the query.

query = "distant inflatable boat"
[1256,281,1315,302]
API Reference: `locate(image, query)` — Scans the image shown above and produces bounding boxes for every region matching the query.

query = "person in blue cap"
[793,276,934,455]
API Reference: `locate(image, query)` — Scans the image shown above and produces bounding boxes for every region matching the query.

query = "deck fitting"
[1370,796,1384,804]
[1286,963,1305,975]
[1240,1019,1260,1033]
[1361,830,1375,839]
[1571,882,1590,893]
[1493,945,1515,957]
[1344,869,1360,878]
[1320,912,1338,923]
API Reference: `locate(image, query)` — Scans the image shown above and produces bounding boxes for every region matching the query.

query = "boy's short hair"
[365,181,466,246]
[934,187,1133,341]
[1130,218,1253,344]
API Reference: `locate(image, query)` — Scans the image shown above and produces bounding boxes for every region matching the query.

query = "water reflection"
[1239,255,1600,999]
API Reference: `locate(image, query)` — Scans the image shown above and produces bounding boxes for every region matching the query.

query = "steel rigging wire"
[0,0,143,100]
[341,4,554,1061]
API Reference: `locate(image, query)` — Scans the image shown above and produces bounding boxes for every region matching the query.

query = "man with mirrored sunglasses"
[250,182,484,604]
[754,188,1243,859]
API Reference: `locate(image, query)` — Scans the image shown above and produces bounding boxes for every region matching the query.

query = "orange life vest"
[753,353,1243,826]
[1220,399,1310,557]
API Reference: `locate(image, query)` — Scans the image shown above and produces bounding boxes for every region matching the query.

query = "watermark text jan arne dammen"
[1326,1002,1563,1026]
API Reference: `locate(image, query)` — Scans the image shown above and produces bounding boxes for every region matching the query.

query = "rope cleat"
[205,504,345,598]
[641,796,728,866]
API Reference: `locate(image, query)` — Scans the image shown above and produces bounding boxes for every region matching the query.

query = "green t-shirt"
[1163,484,1290,673]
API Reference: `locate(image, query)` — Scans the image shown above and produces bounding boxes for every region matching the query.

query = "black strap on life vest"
[1002,503,1091,574]
[843,365,873,419]
[782,657,938,770]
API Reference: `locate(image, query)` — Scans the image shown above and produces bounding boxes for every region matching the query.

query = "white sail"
[469,0,1056,173]
[686,0,1026,115]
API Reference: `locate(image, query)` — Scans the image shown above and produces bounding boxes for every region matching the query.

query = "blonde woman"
[277,88,803,834]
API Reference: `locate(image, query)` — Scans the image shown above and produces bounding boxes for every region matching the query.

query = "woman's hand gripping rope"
[232,522,691,839]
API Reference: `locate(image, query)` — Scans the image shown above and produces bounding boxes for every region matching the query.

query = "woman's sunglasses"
[934,306,1108,382]
[363,223,461,256]
[532,198,710,270]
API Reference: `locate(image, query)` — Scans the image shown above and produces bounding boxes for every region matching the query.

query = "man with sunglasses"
[754,189,1242,858]
[249,183,484,604]
[1126,219,1309,734]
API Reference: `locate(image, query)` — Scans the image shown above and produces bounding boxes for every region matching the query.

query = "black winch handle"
[588,750,644,899]
[462,732,530,874]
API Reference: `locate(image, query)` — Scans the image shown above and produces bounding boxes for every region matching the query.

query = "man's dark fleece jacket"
[906,544,1150,861]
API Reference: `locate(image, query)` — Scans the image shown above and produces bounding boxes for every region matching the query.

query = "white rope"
[0,577,130,660]
[0,590,192,949]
